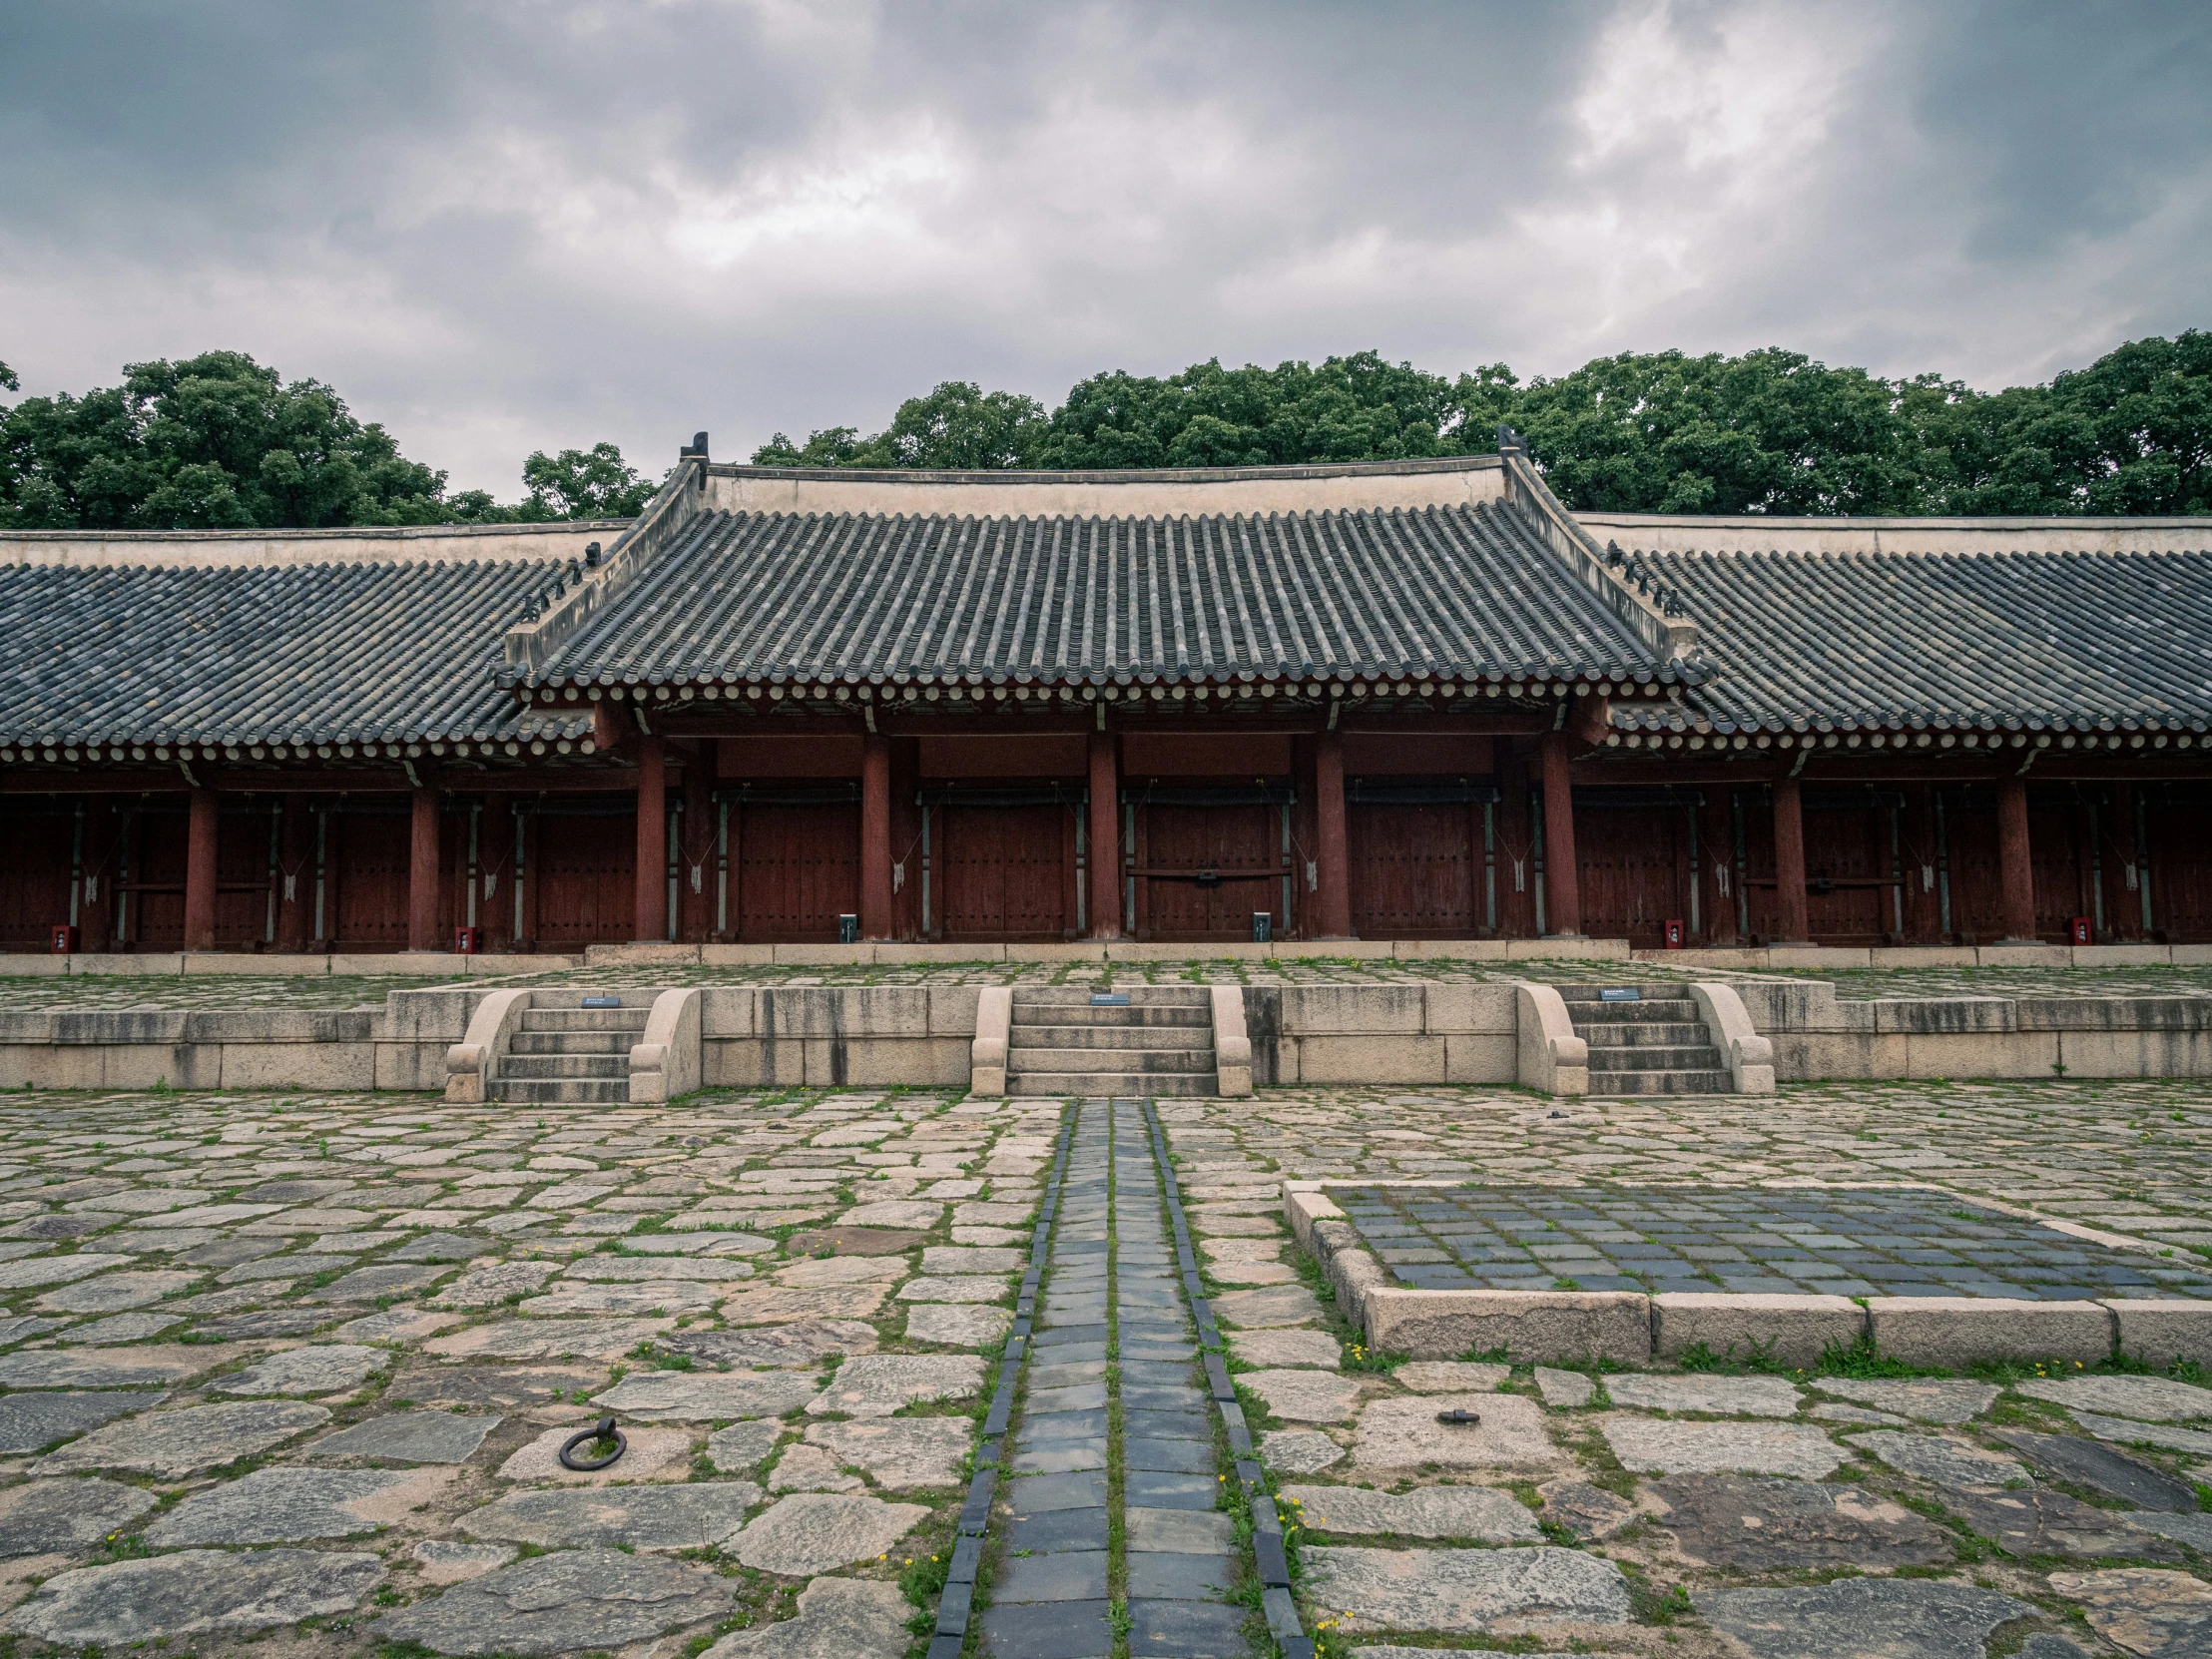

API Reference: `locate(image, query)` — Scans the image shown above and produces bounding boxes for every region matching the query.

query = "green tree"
[521,441,658,517]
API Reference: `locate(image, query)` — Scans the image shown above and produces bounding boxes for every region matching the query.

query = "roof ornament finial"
[1496,423,1527,457]
[1605,539,1624,568]
[585,541,602,568]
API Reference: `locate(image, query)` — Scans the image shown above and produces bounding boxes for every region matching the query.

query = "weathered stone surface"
[2071,1411,2212,1457]
[214,1343,386,1396]
[424,1318,670,1362]
[2019,1375,2212,1423]
[593,1371,822,1421]
[1281,1481,1538,1541]
[1812,1378,2000,1425]
[0,1347,208,1388]
[1303,1544,1630,1633]
[703,1574,909,1659]
[34,1399,329,1475]
[1262,1428,1346,1474]
[1599,1417,1843,1478]
[34,1269,199,1314]
[1536,1477,1636,1541]
[390,1363,606,1409]
[1229,1329,1341,1370]
[732,1493,928,1576]
[659,1320,880,1369]
[0,1476,156,1558]
[807,1353,984,1417]
[720,1286,890,1324]
[1533,1368,1595,1409]
[707,1419,786,1472]
[771,1443,861,1491]
[837,1201,943,1230]
[1394,1361,1510,1393]
[308,1263,450,1302]
[1245,1368,1366,1424]
[1943,1488,2180,1560]
[1698,1578,2030,1659]
[2129,1509,2212,1551]
[63,1311,183,1344]
[0,1253,131,1290]
[776,1256,907,1289]
[498,1423,697,1484]
[2047,1568,2212,1659]
[1849,1429,2026,1488]
[902,1303,1010,1348]
[309,1409,502,1462]
[1353,1393,1565,1471]
[148,1464,451,1544]
[385,1232,487,1262]
[1606,1375,1801,1417]
[462,1483,764,1549]
[413,1540,516,1585]
[523,1281,718,1316]
[1993,1429,2202,1512]
[0,1388,165,1452]
[1648,1475,1953,1570]
[428,1261,559,1307]
[6,1549,383,1644]
[787,1227,928,1258]
[806,1416,973,1487]
[380,1548,732,1655]
[1211,1284,1326,1328]
[894,1275,1008,1304]
[1812,1400,1910,1425]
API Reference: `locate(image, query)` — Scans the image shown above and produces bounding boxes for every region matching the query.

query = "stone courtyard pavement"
[0,1079,2202,1659]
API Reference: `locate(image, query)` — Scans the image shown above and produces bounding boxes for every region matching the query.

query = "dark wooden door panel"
[739,805,858,941]
[1804,806,1889,945]
[2030,805,2087,940]
[940,806,1069,940]
[1350,803,1474,938]
[0,811,75,948]
[1577,811,1686,950]
[2149,804,2212,942]
[1141,805,1283,941]
[534,813,636,946]
[1942,804,2005,944]
[332,813,411,949]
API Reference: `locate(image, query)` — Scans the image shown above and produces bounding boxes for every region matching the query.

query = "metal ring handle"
[559,1415,626,1470]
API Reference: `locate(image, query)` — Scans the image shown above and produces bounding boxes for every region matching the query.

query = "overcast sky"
[4,1,2209,495]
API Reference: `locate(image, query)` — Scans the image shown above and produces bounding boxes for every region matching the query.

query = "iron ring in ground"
[559,1416,626,1470]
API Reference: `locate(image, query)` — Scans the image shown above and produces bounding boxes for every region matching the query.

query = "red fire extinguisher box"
[453,926,483,955]
[1663,918,1684,949]
[49,924,77,955]
[2070,917,2092,946]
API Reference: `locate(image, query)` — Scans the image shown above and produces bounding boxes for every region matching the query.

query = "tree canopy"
[0,350,659,530]
[755,332,2212,516]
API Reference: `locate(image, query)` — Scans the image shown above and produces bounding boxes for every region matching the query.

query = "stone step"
[500,1054,629,1080]
[510,1031,632,1055]
[1011,1005,1211,1028]
[1013,987,1212,1005]
[1581,1044,1725,1071]
[1006,1071,1218,1098]
[520,1008,651,1032]
[1565,1020,1709,1044]
[1565,1000,1701,1023]
[1587,1069,1734,1096]
[1008,1024,1210,1050]
[1555,984,1696,1001]
[1004,1046,1214,1074]
[487,1077,631,1104]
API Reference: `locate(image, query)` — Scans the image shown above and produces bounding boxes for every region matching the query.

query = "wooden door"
[130,807,189,946]
[1940,798,2005,944]
[330,811,411,949]
[1804,805,1891,945]
[739,804,858,941]
[0,808,75,948]
[533,812,636,945]
[1577,809,1687,949]
[1140,804,1283,941]
[1350,803,1475,937]
[2148,799,2212,942]
[939,805,1070,940]
[215,805,275,947]
[2031,802,2089,941]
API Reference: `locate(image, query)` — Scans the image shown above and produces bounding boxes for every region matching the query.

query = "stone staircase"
[1006,986,1217,1098]
[1557,984,1732,1095]
[488,1001,647,1104]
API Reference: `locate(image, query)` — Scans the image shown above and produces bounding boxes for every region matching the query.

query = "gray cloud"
[2,0,2206,493]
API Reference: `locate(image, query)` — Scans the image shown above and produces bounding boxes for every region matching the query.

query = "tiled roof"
[521,504,1689,689]
[0,556,591,748]
[1606,545,2212,735]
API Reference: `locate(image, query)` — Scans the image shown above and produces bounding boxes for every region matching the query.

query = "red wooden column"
[480,793,512,947]
[679,749,716,944]
[1901,784,1941,942]
[276,794,311,952]
[184,786,220,951]
[1087,729,1122,938]
[1313,728,1354,938]
[1772,776,1812,944]
[2108,784,2142,940]
[860,734,893,940]
[1996,774,2038,942]
[634,737,668,942]
[407,785,442,951]
[1538,730,1582,936]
